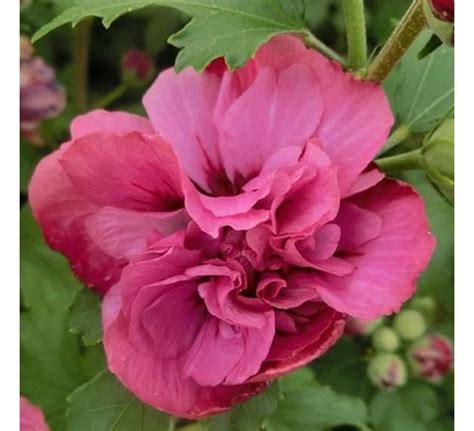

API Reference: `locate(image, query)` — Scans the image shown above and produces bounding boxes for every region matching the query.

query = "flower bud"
[408,334,453,383]
[345,317,384,336]
[20,36,66,145]
[423,0,454,46]
[372,327,400,352]
[121,49,155,86]
[367,353,408,389]
[410,296,438,321]
[393,310,426,341]
[430,0,454,22]
[421,118,454,204]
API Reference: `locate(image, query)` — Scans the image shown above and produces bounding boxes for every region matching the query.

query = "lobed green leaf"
[32,0,314,71]
[369,383,440,431]
[266,369,368,431]
[20,206,88,430]
[384,31,454,134]
[69,287,103,346]
[66,370,174,430]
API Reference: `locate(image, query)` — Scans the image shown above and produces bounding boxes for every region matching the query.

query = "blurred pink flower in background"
[408,334,453,383]
[121,49,155,84]
[29,35,435,417]
[430,0,454,22]
[20,36,66,146]
[20,397,49,431]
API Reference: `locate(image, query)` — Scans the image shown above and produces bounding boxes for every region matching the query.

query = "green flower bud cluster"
[366,304,436,390]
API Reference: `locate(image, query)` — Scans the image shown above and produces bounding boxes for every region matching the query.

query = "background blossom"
[20,397,50,431]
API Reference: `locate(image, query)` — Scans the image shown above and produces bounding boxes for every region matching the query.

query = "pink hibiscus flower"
[29,35,434,418]
[20,397,50,431]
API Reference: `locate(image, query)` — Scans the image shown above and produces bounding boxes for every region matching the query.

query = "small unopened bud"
[421,118,454,204]
[345,317,384,336]
[423,0,454,46]
[410,296,438,321]
[430,0,454,22]
[393,310,427,341]
[367,353,408,390]
[121,49,155,86]
[372,327,400,353]
[408,334,453,383]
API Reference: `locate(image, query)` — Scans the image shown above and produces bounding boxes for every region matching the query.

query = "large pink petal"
[29,145,124,294]
[309,57,393,193]
[130,280,207,359]
[102,284,202,416]
[103,284,267,419]
[61,132,183,212]
[251,35,394,194]
[219,64,322,182]
[317,180,435,319]
[143,68,222,192]
[70,109,154,139]
[29,125,186,294]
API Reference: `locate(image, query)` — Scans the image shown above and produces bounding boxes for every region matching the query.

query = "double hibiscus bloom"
[29,36,434,418]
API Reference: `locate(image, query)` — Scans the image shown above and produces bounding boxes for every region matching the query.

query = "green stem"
[341,0,367,70]
[301,31,346,65]
[379,124,411,155]
[376,149,422,172]
[93,83,128,109]
[168,417,177,431]
[73,18,93,111]
[366,0,426,81]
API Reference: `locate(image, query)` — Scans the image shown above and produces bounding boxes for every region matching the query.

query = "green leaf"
[32,0,314,71]
[367,0,412,46]
[20,206,88,430]
[66,370,174,430]
[69,287,103,346]
[20,139,46,193]
[427,416,454,431]
[302,0,332,30]
[265,369,368,431]
[208,382,281,431]
[369,383,440,431]
[312,337,374,400]
[384,31,454,133]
